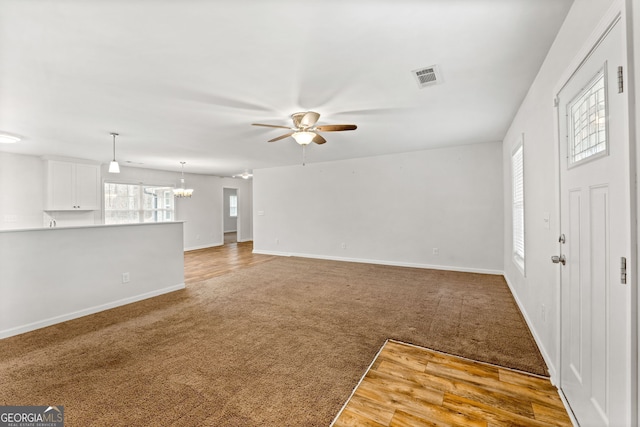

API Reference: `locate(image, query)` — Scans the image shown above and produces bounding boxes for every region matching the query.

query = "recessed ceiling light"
[0,134,21,144]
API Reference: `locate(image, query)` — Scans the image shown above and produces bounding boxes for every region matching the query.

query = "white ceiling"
[0,0,573,176]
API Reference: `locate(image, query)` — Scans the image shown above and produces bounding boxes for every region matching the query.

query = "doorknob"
[551,255,566,265]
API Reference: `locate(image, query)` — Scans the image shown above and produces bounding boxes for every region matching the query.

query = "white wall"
[0,152,253,250]
[501,0,619,381]
[102,165,253,250]
[253,142,503,274]
[0,152,45,229]
[0,222,184,338]
[223,187,238,232]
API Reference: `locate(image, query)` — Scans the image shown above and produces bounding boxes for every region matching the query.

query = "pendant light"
[174,161,194,198]
[108,132,120,173]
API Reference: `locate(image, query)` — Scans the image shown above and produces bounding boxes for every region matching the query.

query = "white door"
[557,18,632,426]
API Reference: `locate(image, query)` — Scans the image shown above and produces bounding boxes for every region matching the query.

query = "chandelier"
[173,161,194,198]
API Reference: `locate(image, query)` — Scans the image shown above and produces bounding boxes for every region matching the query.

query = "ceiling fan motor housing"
[291,111,320,129]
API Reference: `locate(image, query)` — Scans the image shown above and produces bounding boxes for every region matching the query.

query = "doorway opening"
[223,188,238,245]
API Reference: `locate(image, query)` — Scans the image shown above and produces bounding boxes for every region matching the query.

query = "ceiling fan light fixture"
[232,170,253,180]
[253,111,357,145]
[292,131,315,145]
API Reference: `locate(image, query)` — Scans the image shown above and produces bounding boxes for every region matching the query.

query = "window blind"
[512,144,525,271]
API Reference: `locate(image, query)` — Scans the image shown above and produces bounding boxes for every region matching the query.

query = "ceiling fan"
[252,111,357,145]
[233,170,253,180]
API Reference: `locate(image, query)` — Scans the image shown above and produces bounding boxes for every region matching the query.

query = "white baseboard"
[253,249,291,257]
[251,249,504,276]
[0,283,185,340]
[502,274,557,383]
[185,239,252,251]
[184,242,223,251]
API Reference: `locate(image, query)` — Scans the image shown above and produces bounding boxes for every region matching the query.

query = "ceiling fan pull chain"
[302,145,306,166]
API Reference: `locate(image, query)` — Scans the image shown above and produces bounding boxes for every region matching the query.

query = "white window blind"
[512,143,525,273]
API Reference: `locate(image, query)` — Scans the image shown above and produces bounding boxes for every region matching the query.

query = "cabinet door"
[74,164,100,210]
[46,161,74,210]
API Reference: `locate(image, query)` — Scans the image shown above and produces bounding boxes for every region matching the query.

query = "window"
[512,139,525,274]
[229,194,238,218]
[104,183,175,224]
[569,69,607,166]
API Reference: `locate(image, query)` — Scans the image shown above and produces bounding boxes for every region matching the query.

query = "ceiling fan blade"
[300,111,320,128]
[315,124,357,132]
[268,133,293,142]
[252,123,292,130]
[165,86,275,112]
[312,134,327,145]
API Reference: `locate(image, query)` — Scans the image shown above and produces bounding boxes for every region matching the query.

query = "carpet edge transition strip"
[389,339,551,380]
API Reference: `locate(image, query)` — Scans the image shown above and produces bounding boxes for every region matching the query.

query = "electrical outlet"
[275,238,279,244]
[122,272,130,284]
[541,304,546,323]
[341,242,347,249]
[433,248,439,255]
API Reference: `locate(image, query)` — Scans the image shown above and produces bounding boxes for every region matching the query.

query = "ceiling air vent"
[412,65,442,89]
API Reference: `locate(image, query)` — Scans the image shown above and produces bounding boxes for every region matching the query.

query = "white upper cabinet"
[44,160,100,211]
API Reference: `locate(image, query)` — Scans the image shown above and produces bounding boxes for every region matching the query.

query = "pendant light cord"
[111,132,119,161]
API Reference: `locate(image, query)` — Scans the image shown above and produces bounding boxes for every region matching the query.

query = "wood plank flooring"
[224,231,237,244]
[332,340,572,427]
[184,239,276,284]
[183,243,572,426]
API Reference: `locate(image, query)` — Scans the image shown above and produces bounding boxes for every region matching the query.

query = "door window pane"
[569,71,607,165]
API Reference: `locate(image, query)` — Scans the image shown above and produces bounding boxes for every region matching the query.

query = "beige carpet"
[0,257,546,426]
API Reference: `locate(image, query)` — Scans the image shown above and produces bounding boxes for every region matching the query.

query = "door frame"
[552,0,637,423]
[222,186,241,243]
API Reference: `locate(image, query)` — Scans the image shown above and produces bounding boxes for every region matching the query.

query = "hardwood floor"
[183,244,572,426]
[224,231,237,244]
[184,239,276,284]
[332,340,572,427]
